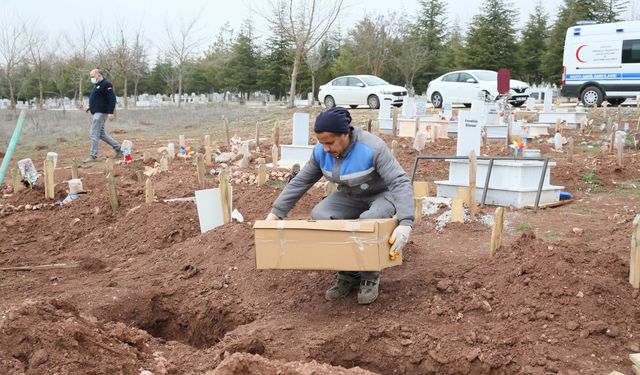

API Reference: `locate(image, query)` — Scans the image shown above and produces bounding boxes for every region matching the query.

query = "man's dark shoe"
[358,278,379,305]
[82,157,97,163]
[325,274,359,301]
[114,149,123,158]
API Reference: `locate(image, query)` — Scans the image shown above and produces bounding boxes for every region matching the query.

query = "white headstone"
[401,97,416,118]
[292,113,310,146]
[195,188,224,233]
[484,104,500,126]
[471,100,485,112]
[525,97,536,111]
[543,88,553,112]
[456,112,482,157]
[378,98,392,120]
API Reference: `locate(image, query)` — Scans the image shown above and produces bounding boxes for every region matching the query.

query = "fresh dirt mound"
[0,299,155,375]
[207,352,378,375]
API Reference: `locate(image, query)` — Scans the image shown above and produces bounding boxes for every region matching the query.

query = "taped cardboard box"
[253,218,400,271]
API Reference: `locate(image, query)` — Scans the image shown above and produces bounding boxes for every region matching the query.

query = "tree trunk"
[123,76,128,109]
[8,79,16,110]
[311,72,316,106]
[133,79,139,107]
[177,65,183,108]
[288,48,303,108]
[78,74,84,108]
[38,77,44,109]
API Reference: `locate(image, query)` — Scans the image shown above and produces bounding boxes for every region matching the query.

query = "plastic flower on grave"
[509,139,524,157]
[499,111,505,117]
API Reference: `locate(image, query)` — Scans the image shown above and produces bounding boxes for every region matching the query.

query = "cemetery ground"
[1,105,640,374]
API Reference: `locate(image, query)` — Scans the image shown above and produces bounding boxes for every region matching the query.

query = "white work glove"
[389,225,412,260]
[265,212,281,221]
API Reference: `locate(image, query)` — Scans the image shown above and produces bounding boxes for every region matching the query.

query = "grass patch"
[544,230,560,241]
[516,223,533,231]
[578,207,597,214]
[266,180,287,190]
[581,171,603,185]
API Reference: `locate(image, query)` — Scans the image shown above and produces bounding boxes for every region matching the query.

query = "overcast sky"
[2,0,571,58]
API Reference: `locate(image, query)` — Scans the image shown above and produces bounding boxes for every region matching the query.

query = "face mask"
[90,77,97,84]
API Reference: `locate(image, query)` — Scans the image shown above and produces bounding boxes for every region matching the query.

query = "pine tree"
[226,19,258,100]
[440,19,466,73]
[464,0,519,72]
[415,0,448,83]
[258,22,293,100]
[517,1,549,85]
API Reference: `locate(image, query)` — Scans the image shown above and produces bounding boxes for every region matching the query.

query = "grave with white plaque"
[378,98,393,133]
[277,113,315,168]
[434,111,564,208]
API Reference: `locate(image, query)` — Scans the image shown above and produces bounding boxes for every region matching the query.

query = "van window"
[622,39,640,63]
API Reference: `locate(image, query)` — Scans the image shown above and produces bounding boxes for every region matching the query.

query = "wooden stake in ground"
[223,116,231,146]
[568,137,574,163]
[219,171,232,224]
[468,150,478,217]
[392,110,398,136]
[414,197,423,226]
[136,170,145,183]
[11,168,23,193]
[204,145,212,166]
[255,121,261,152]
[145,177,154,204]
[160,156,169,172]
[106,173,119,211]
[616,133,625,167]
[451,197,465,223]
[143,151,150,162]
[204,134,211,148]
[71,158,79,179]
[0,263,79,272]
[272,122,280,147]
[44,158,55,199]
[630,214,640,288]
[179,134,185,148]
[366,119,373,133]
[104,158,114,174]
[413,181,429,198]
[555,118,561,134]
[391,140,399,159]
[258,162,267,186]
[490,207,505,257]
[196,153,205,189]
[415,117,421,136]
[271,144,279,169]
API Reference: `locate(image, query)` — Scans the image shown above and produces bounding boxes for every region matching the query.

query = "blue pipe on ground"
[0,110,27,186]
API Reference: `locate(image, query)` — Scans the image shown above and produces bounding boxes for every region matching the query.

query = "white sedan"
[318,75,407,109]
[426,70,531,108]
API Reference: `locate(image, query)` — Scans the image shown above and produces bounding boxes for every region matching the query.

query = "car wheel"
[367,95,380,109]
[324,95,336,108]
[607,98,625,107]
[349,105,358,109]
[431,92,443,108]
[580,86,604,107]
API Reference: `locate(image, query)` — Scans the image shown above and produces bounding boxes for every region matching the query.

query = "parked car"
[318,75,407,109]
[426,70,531,108]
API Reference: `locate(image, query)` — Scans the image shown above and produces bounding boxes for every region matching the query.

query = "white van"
[562,21,640,106]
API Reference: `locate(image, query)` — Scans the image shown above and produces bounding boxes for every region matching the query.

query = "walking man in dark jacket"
[83,69,121,163]
[266,107,414,305]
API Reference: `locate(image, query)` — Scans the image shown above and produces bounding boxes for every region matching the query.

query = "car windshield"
[472,71,498,81]
[360,76,389,86]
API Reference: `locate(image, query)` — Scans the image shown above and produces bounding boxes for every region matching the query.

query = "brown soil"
[1,110,640,375]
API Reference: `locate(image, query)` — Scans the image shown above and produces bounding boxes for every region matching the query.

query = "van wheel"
[581,86,604,107]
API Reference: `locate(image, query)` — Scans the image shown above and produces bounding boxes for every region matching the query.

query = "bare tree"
[0,12,27,110]
[101,26,142,108]
[305,44,328,105]
[268,0,343,108]
[131,34,148,102]
[165,14,204,107]
[391,20,428,96]
[65,22,96,107]
[349,14,397,76]
[24,20,50,109]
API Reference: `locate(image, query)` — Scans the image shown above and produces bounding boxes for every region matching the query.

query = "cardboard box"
[253,218,400,271]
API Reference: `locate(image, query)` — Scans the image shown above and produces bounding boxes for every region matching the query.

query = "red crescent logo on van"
[576,45,587,63]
